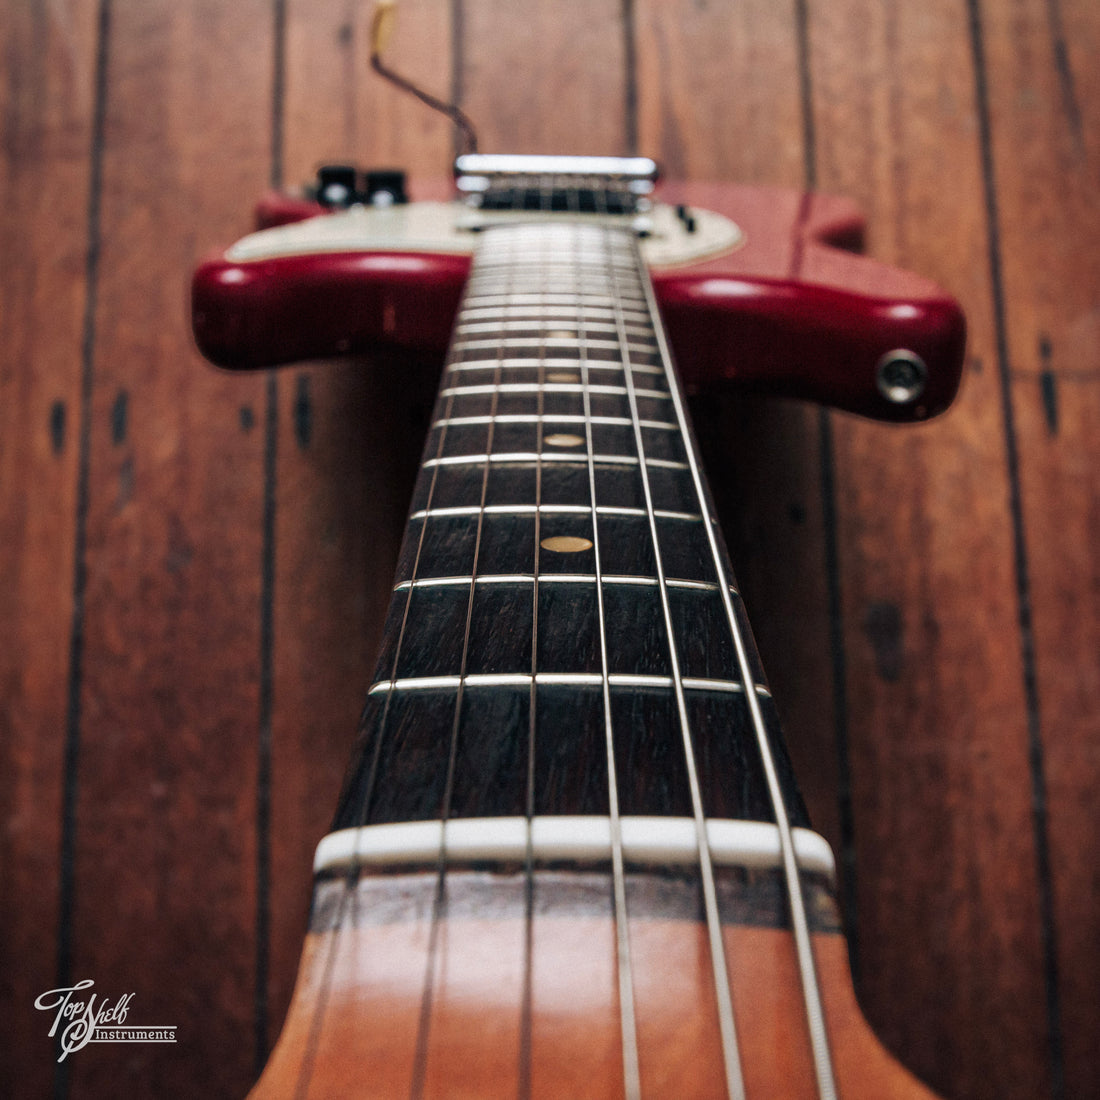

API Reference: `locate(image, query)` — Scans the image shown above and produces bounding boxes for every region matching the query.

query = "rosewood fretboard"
[332,220,808,835]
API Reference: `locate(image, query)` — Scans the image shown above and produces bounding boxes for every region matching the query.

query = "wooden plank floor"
[1,2,1096,1097]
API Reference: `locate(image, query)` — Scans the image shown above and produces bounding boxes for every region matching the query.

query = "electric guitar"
[192,154,965,1098]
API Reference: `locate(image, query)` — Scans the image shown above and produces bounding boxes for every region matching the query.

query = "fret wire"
[575,220,642,1100]
[454,336,628,351]
[463,293,620,307]
[460,305,619,321]
[447,357,641,368]
[439,382,670,398]
[393,574,728,593]
[629,233,839,1100]
[365,672,762,695]
[462,304,652,319]
[605,223,747,1100]
[456,319,654,339]
[424,453,687,469]
[447,361,663,375]
[409,505,701,522]
[432,415,678,430]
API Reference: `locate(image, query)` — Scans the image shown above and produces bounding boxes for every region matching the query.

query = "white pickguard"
[226,200,744,269]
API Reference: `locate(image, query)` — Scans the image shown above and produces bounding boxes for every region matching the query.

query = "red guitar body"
[192,179,965,421]
[189,170,966,1099]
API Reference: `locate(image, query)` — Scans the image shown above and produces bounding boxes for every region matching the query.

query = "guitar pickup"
[454,153,659,216]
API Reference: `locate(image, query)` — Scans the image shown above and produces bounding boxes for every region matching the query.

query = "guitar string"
[407,231,513,1099]
[289,287,464,1100]
[575,216,643,1100]
[585,183,646,1097]
[298,232,535,1097]
[603,223,747,1100]
[517,221,548,1100]
[297,201,831,1097]
[629,232,839,1100]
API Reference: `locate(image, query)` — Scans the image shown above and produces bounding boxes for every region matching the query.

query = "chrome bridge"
[455,153,660,217]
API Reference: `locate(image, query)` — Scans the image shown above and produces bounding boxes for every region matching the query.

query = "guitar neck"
[331,218,808,836]
[195,155,963,1100]
[216,165,963,1100]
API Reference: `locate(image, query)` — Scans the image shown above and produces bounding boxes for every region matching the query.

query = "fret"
[455,319,655,340]
[409,504,702,522]
[460,305,623,323]
[448,359,661,373]
[433,414,678,429]
[394,575,727,593]
[465,286,643,300]
[447,361,664,376]
[451,344,661,364]
[468,263,639,276]
[365,673,767,695]
[439,382,670,399]
[422,452,688,469]
[422,452,689,468]
[453,336,630,353]
[462,293,623,309]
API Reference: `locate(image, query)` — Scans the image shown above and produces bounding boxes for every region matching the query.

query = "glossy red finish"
[657,275,964,419]
[192,251,470,367]
[192,181,966,421]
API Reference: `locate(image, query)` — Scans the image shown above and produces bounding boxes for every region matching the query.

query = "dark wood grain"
[634,0,845,940]
[58,3,276,1095]
[0,4,98,1097]
[978,2,1100,1095]
[806,2,1055,1095]
[1,2,1096,1098]
[268,0,454,1064]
